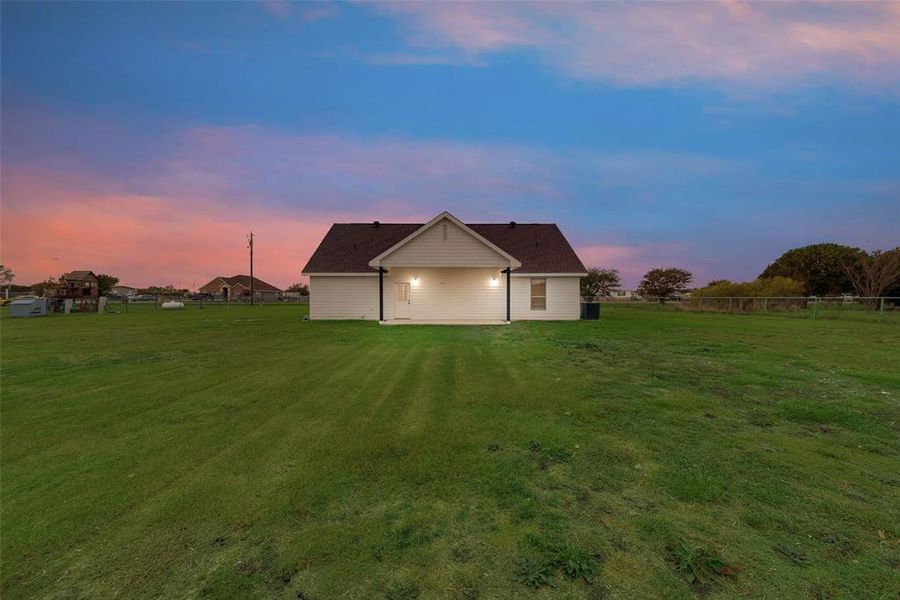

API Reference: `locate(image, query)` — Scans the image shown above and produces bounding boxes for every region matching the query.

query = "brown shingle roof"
[62,270,97,281]
[224,275,282,292]
[200,275,282,292]
[302,222,586,274]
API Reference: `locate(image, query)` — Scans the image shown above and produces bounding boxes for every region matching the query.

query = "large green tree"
[580,268,621,299]
[286,282,310,295]
[759,243,864,296]
[842,247,900,301]
[31,279,56,297]
[0,265,14,298]
[637,268,693,302]
[96,274,120,295]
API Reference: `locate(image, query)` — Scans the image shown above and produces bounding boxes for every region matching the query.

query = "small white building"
[110,285,138,297]
[302,211,587,323]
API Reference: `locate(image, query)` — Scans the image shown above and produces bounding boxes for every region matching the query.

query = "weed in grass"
[550,542,601,583]
[456,580,480,600]
[815,447,843,459]
[809,583,834,600]
[748,410,775,428]
[461,587,479,600]
[819,532,860,559]
[511,556,556,589]
[385,581,420,600]
[514,497,539,522]
[773,544,808,565]
[451,544,473,563]
[549,338,604,352]
[528,440,574,469]
[866,472,900,487]
[276,566,297,588]
[388,445,410,459]
[513,536,602,588]
[233,560,258,576]
[665,539,739,591]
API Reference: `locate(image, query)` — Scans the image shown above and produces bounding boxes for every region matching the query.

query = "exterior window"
[530,278,546,310]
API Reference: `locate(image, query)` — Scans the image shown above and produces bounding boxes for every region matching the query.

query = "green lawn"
[1,305,898,599]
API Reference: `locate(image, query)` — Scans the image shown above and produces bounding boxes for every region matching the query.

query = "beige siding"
[511,276,580,320]
[310,271,580,321]
[385,267,505,320]
[309,276,379,320]
[381,218,509,268]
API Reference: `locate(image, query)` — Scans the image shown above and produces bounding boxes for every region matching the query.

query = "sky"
[1,1,898,290]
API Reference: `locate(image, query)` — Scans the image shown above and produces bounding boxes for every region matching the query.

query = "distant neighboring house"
[47,271,100,300]
[301,211,587,322]
[199,275,282,302]
[110,285,137,297]
[607,290,641,301]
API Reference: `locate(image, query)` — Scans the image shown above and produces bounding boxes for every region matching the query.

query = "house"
[301,211,587,323]
[110,285,138,297]
[607,290,642,301]
[199,275,282,302]
[46,271,100,300]
[44,271,101,312]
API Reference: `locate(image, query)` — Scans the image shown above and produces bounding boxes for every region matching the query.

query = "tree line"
[581,243,900,302]
[3,269,311,297]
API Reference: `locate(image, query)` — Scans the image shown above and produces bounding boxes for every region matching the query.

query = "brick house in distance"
[199,275,282,302]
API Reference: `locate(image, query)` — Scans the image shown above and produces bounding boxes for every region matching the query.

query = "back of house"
[302,211,586,322]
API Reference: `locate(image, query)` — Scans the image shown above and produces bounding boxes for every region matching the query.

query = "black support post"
[504,267,511,322]
[378,267,385,321]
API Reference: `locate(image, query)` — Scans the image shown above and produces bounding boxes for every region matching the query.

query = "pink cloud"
[376,1,900,90]
[259,1,338,24]
[0,169,342,290]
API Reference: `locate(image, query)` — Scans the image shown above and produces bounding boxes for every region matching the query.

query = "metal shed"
[10,298,50,317]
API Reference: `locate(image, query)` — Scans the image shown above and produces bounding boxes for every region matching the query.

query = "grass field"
[1,305,898,599]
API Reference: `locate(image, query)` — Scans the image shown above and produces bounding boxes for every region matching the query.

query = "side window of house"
[530,278,546,310]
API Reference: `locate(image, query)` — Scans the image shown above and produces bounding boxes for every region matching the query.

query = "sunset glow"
[2,2,898,289]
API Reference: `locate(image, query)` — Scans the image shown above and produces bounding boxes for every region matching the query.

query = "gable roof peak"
[367,211,521,268]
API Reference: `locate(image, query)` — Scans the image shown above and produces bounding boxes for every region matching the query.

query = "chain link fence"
[667,296,899,324]
[104,295,309,313]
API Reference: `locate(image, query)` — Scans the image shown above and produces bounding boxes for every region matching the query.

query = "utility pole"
[248,231,254,306]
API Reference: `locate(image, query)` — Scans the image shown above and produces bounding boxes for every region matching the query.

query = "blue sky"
[2,1,898,288]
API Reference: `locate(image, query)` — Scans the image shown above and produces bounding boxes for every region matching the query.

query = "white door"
[394,283,410,319]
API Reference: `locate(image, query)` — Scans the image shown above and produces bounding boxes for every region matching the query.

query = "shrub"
[691,277,806,311]
[693,276,805,298]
